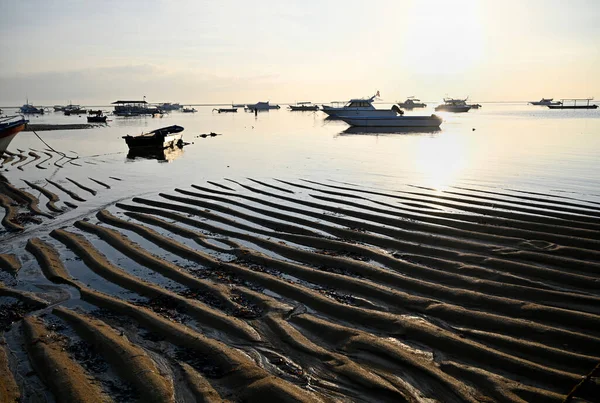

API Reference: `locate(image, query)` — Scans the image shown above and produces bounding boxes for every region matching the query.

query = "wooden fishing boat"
[87,115,108,123]
[289,102,319,111]
[213,108,238,113]
[122,125,184,150]
[0,116,28,156]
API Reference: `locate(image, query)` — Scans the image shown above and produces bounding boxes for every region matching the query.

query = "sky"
[1,0,598,105]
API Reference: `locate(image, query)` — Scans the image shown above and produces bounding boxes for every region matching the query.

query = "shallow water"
[4,102,599,199]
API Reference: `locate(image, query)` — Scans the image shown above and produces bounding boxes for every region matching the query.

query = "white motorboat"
[529,98,562,106]
[339,114,442,128]
[246,101,280,111]
[435,98,471,113]
[397,97,427,109]
[321,94,396,118]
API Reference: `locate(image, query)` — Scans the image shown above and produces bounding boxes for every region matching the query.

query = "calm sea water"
[4,103,600,203]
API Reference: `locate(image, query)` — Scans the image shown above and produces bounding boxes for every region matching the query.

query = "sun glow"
[400,0,484,76]
[412,132,468,191]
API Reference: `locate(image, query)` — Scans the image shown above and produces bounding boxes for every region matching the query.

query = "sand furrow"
[291,314,579,395]
[35,151,54,169]
[22,316,110,403]
[0,254,21,275]
[120,209,600,315]
[0,194,23,231]
[309,193,600,261]
[248,178,296,194]
[23,179,63,212]
[207,180,235,191]
[46,178,87,202]
[194,183,600,252]
[50,228,262,343]
[89,177,111,188]
[0,341,20,403]
[122,198,596,293]
[297,179,600,231]
[54,306,175,403]
[160,192,600,292]
[73,286,323,402]
[78,212,243,312]
[452,185,600,211]
[442,188,600,217]
[66,177,97,195]
[179,362,228,402]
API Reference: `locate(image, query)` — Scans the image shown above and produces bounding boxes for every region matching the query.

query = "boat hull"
[340,115,442,128]
[124,133,183,150]
[547,105,598,109]
[434,105,471,112]
[0,120,27,155]
[289,105,319,111]
[87,116,107,123]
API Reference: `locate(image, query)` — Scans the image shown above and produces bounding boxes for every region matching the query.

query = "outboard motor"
[392,105,404,115]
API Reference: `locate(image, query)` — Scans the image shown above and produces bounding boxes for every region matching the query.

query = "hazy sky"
[1,0,598,105]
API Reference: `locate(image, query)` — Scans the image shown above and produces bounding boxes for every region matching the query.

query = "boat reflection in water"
[339,126,441,136]
[126,144,184,163]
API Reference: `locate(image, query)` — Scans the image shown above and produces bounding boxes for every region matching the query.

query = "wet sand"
[0,147,599,403]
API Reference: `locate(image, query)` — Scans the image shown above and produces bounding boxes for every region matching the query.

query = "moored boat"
[112,99,161,116]
[435,98,471,113]
[246,101,280,111]
[213,107,238,113]
[157,102,181,111]
[20,102,44,115]
[122,125,184,150]
[182,106,197,113]
[339,114,442,128]
[87,112,108,123]
[0,116,28,156]
[322,93,396,118]
[529,98,562,106]
[547,98,598,109]
[289,102,319,111]
[469,103,482,109]
[64,103,87,115]
[397,97,427,109]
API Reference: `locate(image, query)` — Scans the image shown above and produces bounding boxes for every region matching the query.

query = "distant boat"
[322,94,396,118]
[547,98,598,109]
[64,103,87,115]
[87,112,107,123]
[397,97,427,109]
[53,105,65,112]
[182,106,197,113]
[213,107,237,113]
[529,98,562,106]
[1,116,28,156]
[122,125,184,150]
[469,103,482,109]
[435,98,471,113]
[157,102,181,111]
[20,101,44,115]
[339,114,442,128]
[289,102,319,111]
[246,101,280,111]
[112,99,161,116]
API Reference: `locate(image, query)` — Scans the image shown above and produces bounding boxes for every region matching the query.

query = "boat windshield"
[346,101,373,108]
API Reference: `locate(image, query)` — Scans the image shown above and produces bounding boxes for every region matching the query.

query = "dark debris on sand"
[175,347,224,378]
[0,301,39,331]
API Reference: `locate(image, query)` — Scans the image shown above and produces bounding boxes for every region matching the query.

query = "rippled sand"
[1,146,599,402]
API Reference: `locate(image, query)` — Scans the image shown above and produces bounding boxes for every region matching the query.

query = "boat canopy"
[112,100,148,104]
